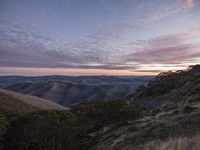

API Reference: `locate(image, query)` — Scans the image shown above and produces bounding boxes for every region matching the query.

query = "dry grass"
[0,89,67,112]
[143,134,200,150]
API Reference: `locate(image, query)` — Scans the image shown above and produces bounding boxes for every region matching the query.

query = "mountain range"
[0,75,153,106]
[0,65,200,149]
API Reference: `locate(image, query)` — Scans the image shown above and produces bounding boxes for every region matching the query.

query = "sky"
[0,0,200,76]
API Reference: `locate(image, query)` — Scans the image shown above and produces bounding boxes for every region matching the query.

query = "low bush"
[3,110,76,150]
[71,100,141,129]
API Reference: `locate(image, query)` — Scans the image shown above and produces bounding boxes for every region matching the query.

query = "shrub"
[3,110,76,150]
[0,114,9,149]
[71,100,141,131]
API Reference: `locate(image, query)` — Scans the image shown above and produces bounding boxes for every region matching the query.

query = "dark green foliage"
[0,114,9,136]
[3,110,76,150]
[0,100,140,150]
[0,114,9,149]
[71,100,140,129]
[70,100,141,149]
[141,65,200,97]
[131,65,200,112]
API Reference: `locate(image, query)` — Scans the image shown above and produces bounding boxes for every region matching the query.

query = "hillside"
[0,89,67,117]
[5,80,144,106]
[0,91,139,150]
[130,65,200,112]
[89,65,200,149]
[0,89,70,149]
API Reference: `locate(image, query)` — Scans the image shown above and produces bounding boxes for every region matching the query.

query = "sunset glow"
[0,67,158,76]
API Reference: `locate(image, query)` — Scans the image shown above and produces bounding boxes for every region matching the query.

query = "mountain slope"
[130,65,200,112]
[0,97,139,150]
[0,89,67,117]
[0,89,70,149]
[89,65,200,150]
[5,80,143,106]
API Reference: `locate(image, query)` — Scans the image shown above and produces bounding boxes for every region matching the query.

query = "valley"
[1,76,152,106]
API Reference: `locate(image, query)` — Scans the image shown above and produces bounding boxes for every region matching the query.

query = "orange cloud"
[187,0,194,8]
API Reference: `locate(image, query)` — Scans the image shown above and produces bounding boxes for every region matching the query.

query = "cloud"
[118,0,193,32]
[1,20,200,74]
[125,44,200,64]
[1,0,199,76]
[123,32,200,68]
[0,21,90,68]
[187,0,194,8]
[0,20,135,70]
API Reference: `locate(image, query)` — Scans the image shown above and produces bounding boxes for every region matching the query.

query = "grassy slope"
[0,90,140,150]
[0,89,67,116]
[91,65,200,150]
[0,90,70,150]
[130,65,200,112]
[142,134,200,150]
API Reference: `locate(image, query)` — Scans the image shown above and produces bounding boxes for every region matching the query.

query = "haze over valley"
[1,76,152,106]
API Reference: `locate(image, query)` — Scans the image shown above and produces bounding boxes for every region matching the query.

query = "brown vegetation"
[143,134,200,150]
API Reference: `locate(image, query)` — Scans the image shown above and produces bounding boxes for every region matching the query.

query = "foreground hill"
[5,80,144,106]
[0,89,67,117]
[0,89,70,149]
[0,91,139,150]
[90,65,200,149]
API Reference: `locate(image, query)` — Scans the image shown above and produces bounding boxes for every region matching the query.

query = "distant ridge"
[5,80,145,106]
[0,75,153,88]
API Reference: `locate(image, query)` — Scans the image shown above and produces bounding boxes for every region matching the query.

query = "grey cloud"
[1,18,200,72]
[123,32,200,66]
[0,20,127,69]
